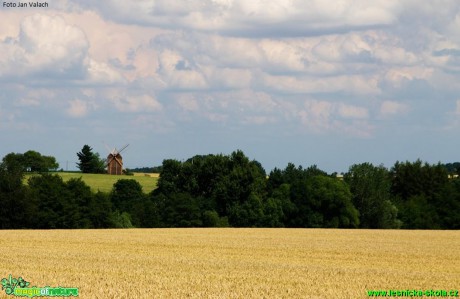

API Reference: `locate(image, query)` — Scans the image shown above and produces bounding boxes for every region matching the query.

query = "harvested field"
[0,229,458,298]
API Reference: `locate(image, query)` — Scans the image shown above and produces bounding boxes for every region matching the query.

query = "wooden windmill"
[106,144,129,175]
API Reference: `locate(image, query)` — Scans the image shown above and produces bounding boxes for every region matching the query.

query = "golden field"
[0,229,459,298]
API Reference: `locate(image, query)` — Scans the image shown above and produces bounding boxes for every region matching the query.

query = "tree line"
[0,150,459,229]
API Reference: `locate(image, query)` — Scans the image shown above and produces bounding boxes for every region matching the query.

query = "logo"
[1,275,78,297]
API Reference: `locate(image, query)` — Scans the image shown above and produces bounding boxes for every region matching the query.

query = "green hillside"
[25,172,159,193]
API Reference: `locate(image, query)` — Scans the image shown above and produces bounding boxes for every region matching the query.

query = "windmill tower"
[106,144,129,175]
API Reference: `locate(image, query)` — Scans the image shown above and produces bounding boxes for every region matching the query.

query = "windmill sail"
[106,144,129,175]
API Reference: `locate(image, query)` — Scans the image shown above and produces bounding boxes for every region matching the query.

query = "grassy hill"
[25,172,159,193]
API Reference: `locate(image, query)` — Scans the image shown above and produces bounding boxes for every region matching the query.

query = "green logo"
[1,275,30,295]
[1,275,78,297]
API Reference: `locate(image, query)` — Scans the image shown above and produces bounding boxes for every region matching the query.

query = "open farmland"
[24,172,159,193]
[0,229,458,298]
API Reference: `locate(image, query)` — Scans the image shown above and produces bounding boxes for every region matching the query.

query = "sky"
[1,0,460,173]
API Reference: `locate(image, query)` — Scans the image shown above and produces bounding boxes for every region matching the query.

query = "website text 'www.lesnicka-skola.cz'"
[367,289,459,297]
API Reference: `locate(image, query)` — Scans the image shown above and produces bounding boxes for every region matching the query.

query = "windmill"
[105,144,129,175]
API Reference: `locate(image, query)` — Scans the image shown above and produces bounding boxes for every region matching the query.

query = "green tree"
[111,179,144,211]
[390,160,449,229]
[110,211,133,228]
[3,151,58,172]
[345,163,401,228]
[28,174,80,228]
[65,177,94,228]
[435,178,460,229]
[308,176,359,228]
[76,145,105,173]
[159,192,203,227]
[89,191,114,228]
[0,161,35,228]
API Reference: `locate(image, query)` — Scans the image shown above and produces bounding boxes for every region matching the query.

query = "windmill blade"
[102,141,112,154]
[104,156,112,166]
[118,144,129,154]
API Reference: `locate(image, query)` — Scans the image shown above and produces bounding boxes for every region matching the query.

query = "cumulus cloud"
[157,50,207,89]
[298,100,371,136]
[86,59,125,85]
[2,0,460,171]
[72,0,404,37]
[0,14,89,78]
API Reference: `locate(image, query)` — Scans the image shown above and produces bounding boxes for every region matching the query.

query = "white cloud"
[176,95,199,112]
[338,104,369,119]
[262,73,380,95]
[380,101,409,117]
[298,99,372,136]
[72,0,403,37]
[2,0,460,171]
[86,59,125,85]
[157,50,207,89]
[112,94,162,113]
[67,99,89,118]
[0,14,89,78]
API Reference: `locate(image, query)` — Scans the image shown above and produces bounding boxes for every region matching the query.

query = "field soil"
[0,229,458,298]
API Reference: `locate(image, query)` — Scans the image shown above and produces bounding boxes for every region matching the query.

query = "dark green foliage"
[286,175,359,228]
[391,160,448,200]
[202,210,221,227]
[443,162,460,175]
[28,174,80,228]
[153,150,268,227]
[127,166,163,173]
[390,160,454,229]
[228,192,265,227]
[76,145,105,174]
[435,179,460,229]
[110,179,149,227]
[110,211,133,228]
[3,151,58,172]
[0,162,34,229]
[89,192,114,228]
[156,192,203,227]
[1,151,459,229]
[345,163,401,228]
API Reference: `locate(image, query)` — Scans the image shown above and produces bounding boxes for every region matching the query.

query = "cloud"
[380,100,409,117]
[111,94,162,113]
[86,59,125,85]
[0,14,89,79]
[72,0,404,37]
[0,13,126,87]
[338,103,369,119]
[67,99,89,118]
[157,50,207,89]
[176,95,199,112]
[298,100,371,136]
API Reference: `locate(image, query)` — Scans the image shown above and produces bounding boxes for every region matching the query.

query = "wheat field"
[0,229,458,298]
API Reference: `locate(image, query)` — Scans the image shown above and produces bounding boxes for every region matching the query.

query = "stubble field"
[0,229,458,298]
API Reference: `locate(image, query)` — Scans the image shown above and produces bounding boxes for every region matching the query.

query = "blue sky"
[1,0,460,173]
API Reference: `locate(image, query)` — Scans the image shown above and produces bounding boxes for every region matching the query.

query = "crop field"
[0,229,458,298]
[24,172,159,193]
